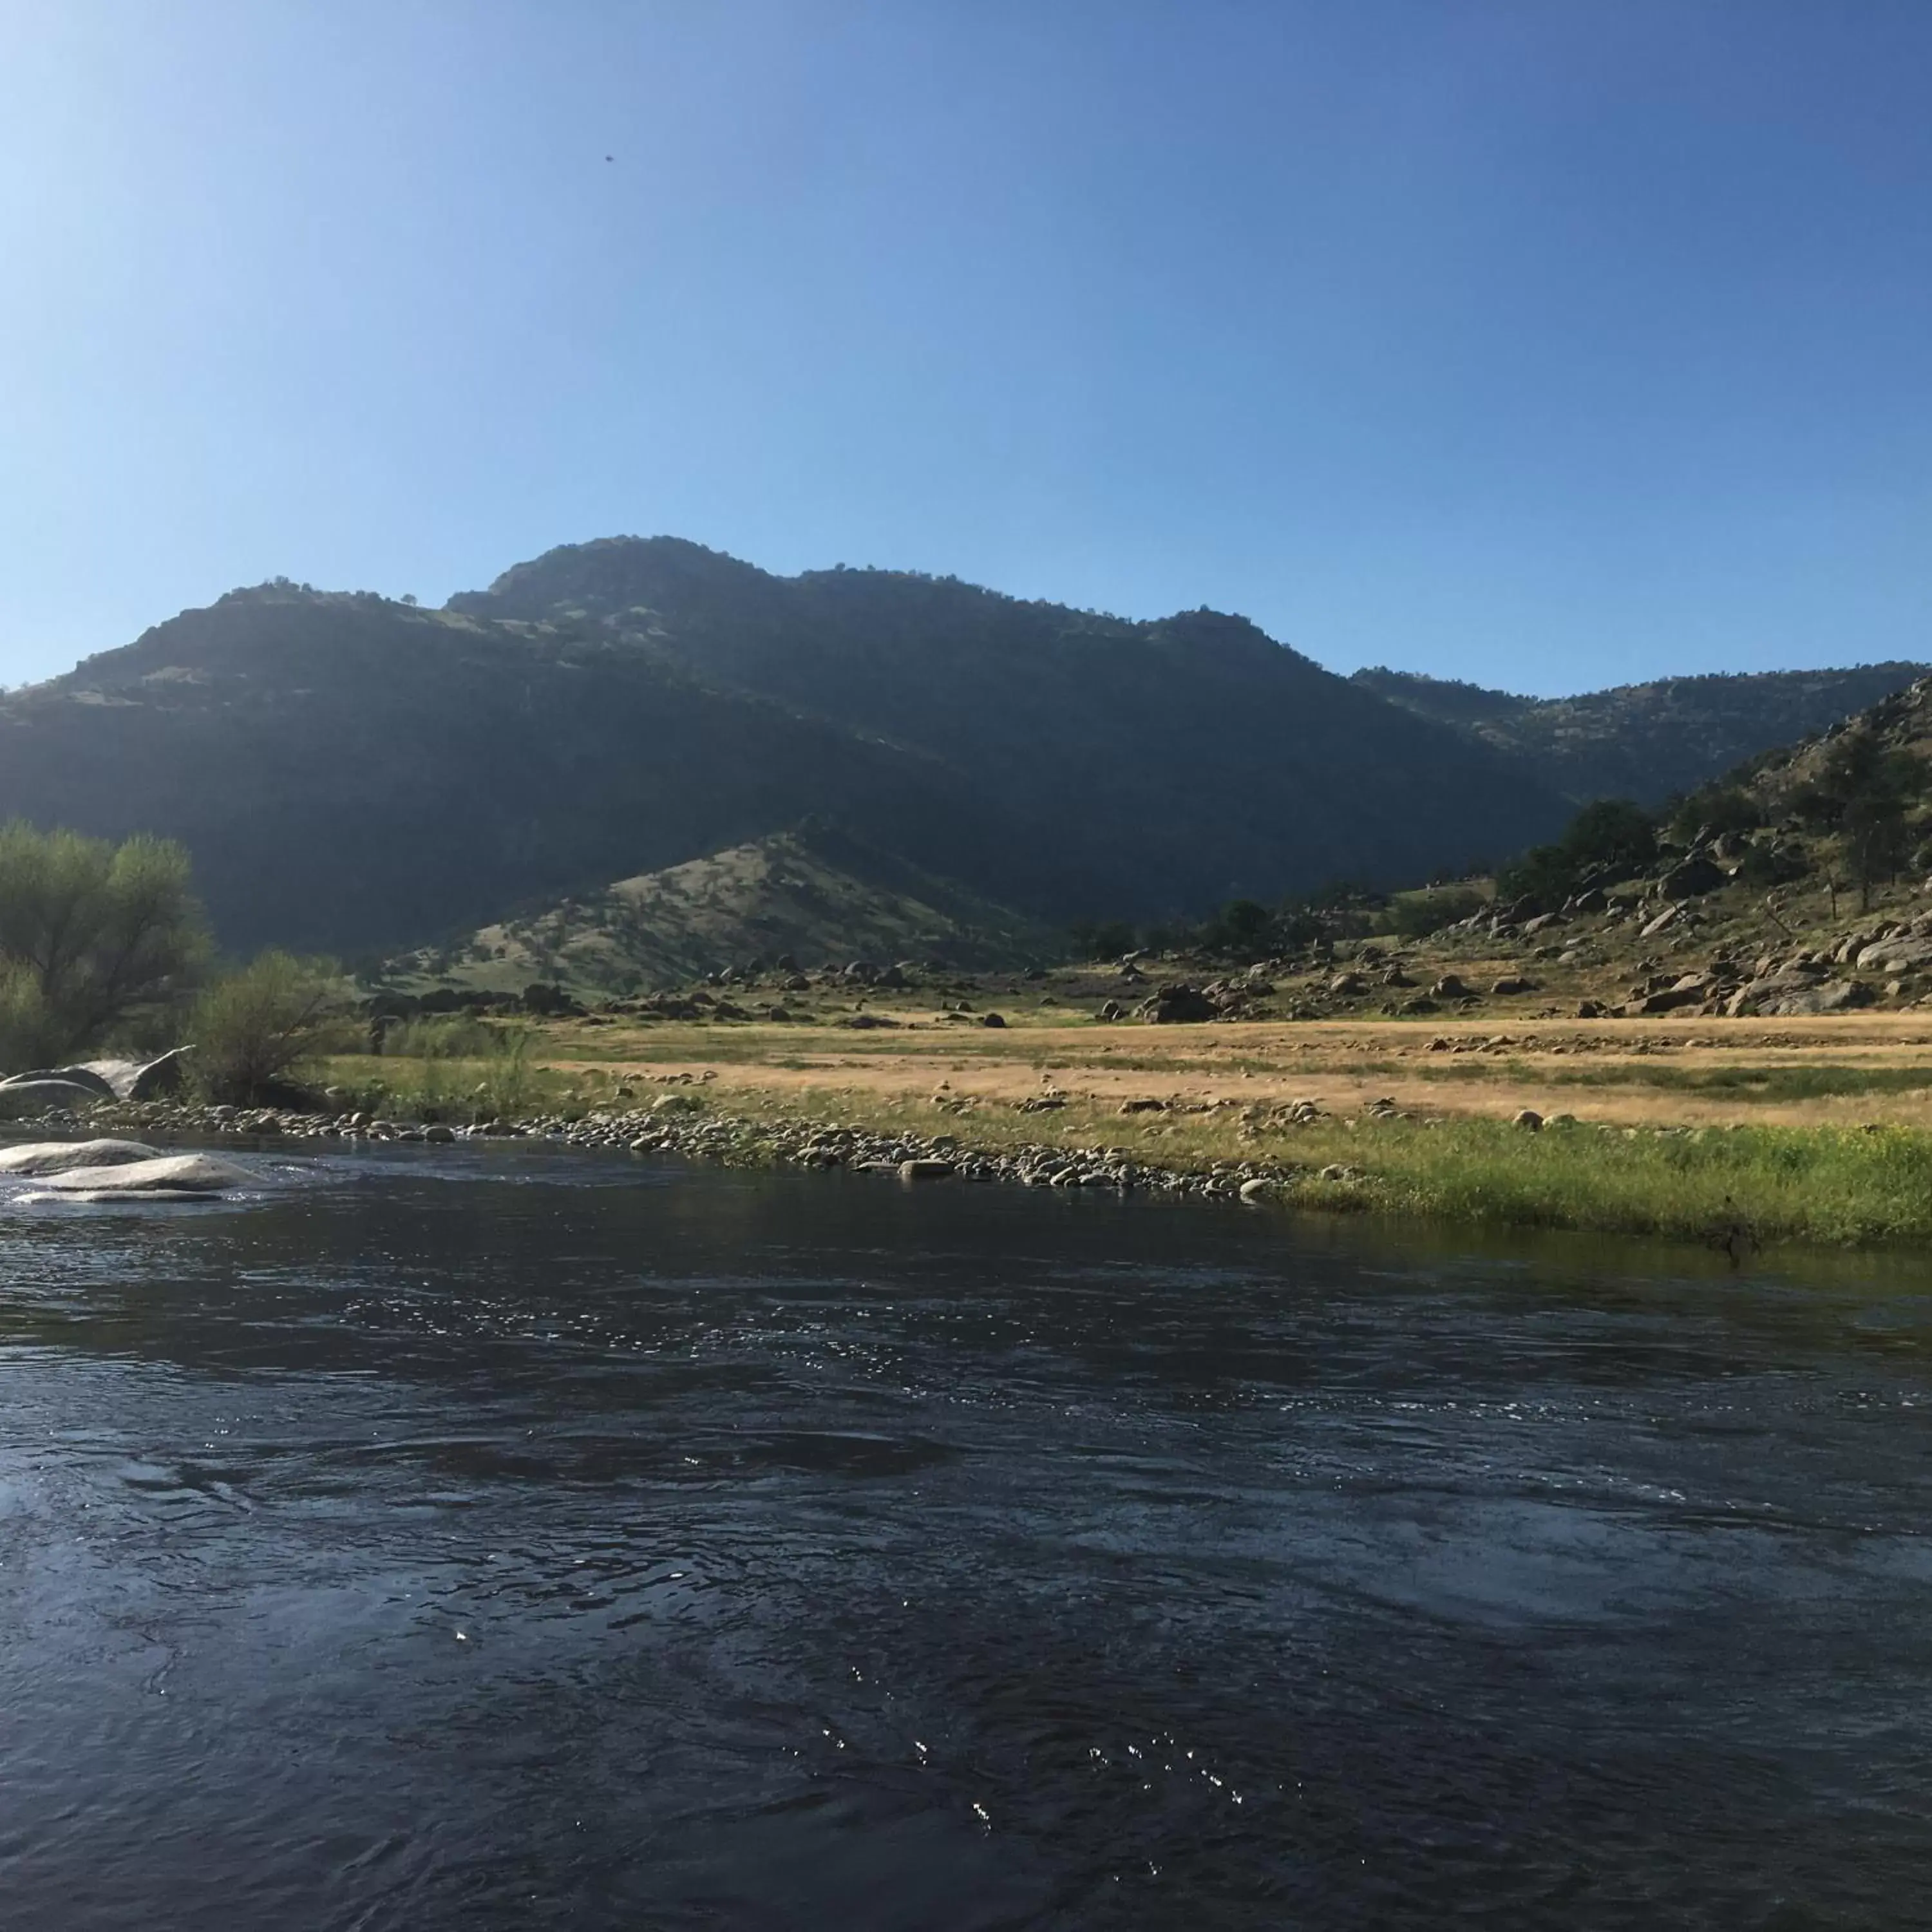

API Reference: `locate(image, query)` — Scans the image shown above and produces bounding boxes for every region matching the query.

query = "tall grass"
[1272,1116,1932,1247]
[336,1023,560,1122]
[681,1081,1932,1250]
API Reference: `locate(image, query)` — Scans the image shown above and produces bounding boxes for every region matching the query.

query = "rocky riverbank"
[6,1094,1304,1204]
[12,1079,1932,1250]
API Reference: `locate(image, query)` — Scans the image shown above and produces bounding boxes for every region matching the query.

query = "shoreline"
[10,1093,1294,1204]
[10,1083,1932,1255]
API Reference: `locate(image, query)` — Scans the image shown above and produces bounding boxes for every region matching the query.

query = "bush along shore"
[11,1083,1932,1254]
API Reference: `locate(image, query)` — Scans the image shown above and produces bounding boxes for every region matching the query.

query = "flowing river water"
[3,1143,1929,1929]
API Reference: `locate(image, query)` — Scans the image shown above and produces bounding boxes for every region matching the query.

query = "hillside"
[1352,663,1929,804]
[0,542,1572,956]
[388,824,1059,993]
[490,674,1932,1042]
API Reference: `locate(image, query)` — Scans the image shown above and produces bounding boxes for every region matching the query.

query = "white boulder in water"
[0,1139,161,1177]
[32,1153,257,1197]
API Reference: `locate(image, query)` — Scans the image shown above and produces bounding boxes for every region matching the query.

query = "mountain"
[392,823,1060,994]
[0,585,1027,958]
[0,542,1571,956]
[448,536,1564,911]
[1350,663,1929,805]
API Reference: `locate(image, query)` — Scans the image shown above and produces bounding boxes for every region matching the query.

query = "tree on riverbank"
[0,822,206,1065]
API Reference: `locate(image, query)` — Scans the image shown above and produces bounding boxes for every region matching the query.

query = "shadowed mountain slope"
[0,587,1034,957]
[451,536,1569,913]
[0,540,1578,958]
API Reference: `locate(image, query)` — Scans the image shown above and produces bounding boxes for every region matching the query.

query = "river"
[2,1143,1929,1928]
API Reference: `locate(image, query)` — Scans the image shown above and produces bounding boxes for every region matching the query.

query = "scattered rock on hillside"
[1726,976,1875,1018]
[1856,936,1932,974]
[1660,855,1727,899]
[1141,985,1216,1024]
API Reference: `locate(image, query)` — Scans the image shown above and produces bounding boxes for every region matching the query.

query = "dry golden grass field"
[535,1009,1932,1133]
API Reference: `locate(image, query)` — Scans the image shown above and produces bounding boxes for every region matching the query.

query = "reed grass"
[669,1082,1932,1250]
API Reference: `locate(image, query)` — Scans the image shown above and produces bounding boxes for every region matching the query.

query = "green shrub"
[192,952,345,1101]
[1379,886,1485,938]
[386,1013,502,1059]
[0,961,61,1074]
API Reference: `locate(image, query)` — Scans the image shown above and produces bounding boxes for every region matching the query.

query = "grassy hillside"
[388,825,1059,993]
[1353,662,1929,803]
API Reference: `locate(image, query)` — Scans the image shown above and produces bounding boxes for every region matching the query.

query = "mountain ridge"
[0,540,1571,955]
[0,535,1915,966]
[1351,661,1930,804]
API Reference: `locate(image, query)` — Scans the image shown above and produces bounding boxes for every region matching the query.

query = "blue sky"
[2,0,1927,692]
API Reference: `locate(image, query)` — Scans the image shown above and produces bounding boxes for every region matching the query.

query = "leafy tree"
[0,822,206,1060]
[1200,898,1274,958]
[1068,919,1137,961]
[1788,728,1922,908]
[1499,798,1657,909]
[1844,789,1910,909]
[1558,799,1657,876]
[1667,783,1763,844]
[191,951,344,1101]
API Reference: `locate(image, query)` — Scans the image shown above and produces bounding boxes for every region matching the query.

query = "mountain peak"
[448,535,770,622]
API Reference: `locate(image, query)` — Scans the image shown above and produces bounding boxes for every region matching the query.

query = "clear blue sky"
[3,0,1928,693]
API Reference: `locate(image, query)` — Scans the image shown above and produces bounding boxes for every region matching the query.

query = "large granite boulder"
[75,1048,196,1101]
[28,1153,256,1198]
[0,1138,160,1177]
[0,1066,116,1098]
[1725,976,1875,1018]
[1855,936,1932,975]
[1141,985,1217,1024]
[1659,855,1727,899]
[0,1079,113,1117]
